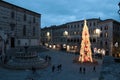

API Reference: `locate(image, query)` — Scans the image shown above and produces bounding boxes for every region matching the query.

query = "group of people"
[79,66,96,74]
[52,64,62,72]
[45,55,51,61]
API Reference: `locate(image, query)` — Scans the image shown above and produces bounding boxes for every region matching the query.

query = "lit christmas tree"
[79,20,93,62]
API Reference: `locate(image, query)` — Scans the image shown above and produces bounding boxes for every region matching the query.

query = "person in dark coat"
[83,67,86,74]
[52,65,55,72]
[32,67,36,74]
[79,67,82,73]
[57,65,60,71]
[93,66,96,72]
[59,64,62,71]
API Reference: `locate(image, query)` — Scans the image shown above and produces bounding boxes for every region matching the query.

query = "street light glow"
[47,32,50,36]
[63,31,68,36]
[95,29,101,35]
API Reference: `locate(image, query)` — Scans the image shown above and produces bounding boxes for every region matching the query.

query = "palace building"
[41,18,120,58]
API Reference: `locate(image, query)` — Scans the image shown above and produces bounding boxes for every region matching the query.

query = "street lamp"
[114,42,119,57]
[47,32,50,41]
[95,29,101,36]
[46,32,50,47]
[47,32,50,37]
[63,31,68,36]
[94,28,101,57]
[63,31,68,49]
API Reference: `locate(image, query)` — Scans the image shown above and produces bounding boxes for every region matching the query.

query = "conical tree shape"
[79,20,93,62]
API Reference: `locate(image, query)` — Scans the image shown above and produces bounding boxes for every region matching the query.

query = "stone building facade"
[98,19,120,57]
[41,18,120,57]
[0,1,41,48]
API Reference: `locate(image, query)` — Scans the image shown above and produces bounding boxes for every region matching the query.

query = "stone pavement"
[37,50,103,80]
[0,49,103,80]
[99,56,120,80]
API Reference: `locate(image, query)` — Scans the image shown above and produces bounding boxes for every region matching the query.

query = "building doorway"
[11,37,15,48]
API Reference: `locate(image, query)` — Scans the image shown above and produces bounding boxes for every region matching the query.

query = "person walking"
[79,67,82,73]
[93,66,96,72]
[83,67,86,74]
[59,64,62,71]
[57,65,60,71]
[52,65,55,72]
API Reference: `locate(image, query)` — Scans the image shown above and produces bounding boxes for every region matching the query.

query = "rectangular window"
[17,40,20,45]
[11,11,15,19]
[33,17,36,23]
[33,26,35,36]
[24,14,27,21]
[23,25,26,36]
[10,23,15,31]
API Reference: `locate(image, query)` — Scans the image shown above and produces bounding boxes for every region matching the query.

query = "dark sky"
[4,0,120,28]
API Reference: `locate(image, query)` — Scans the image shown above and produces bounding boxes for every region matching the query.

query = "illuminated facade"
[41,18,120,58]
[98,19,120,58]
[41,24,67,50]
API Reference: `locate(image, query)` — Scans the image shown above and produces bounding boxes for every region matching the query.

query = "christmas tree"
[79,20,93,62]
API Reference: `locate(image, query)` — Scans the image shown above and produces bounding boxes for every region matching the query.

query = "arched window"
[105,41,107,46]
[104,32,108,38]
[104,25,108,30]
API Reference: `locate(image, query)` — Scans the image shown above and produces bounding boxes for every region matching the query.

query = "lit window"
[74,32,76,35]
[105,32,108,37]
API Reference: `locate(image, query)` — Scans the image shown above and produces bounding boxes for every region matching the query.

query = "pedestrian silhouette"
[57,65,60,71]
[52,65,55,72]
[79,67,82,73]
[93,66,96,72]
[31,67,36,74]
[45,55,48,61]
[59,64,62,71]
[83,67,85,74]
[48,56,51,61]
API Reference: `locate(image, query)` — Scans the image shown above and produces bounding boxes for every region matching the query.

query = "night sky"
[4,0,120,28]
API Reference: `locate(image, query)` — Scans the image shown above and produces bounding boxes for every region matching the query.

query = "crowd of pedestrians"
[79,66,96,74]
[52,64,62,72]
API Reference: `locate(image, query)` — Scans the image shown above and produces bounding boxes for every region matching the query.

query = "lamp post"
[94,28,101,58]
[46,32,50,47]
[114,42,118,57]
[63,31,68,49]
[95,28,101,49]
